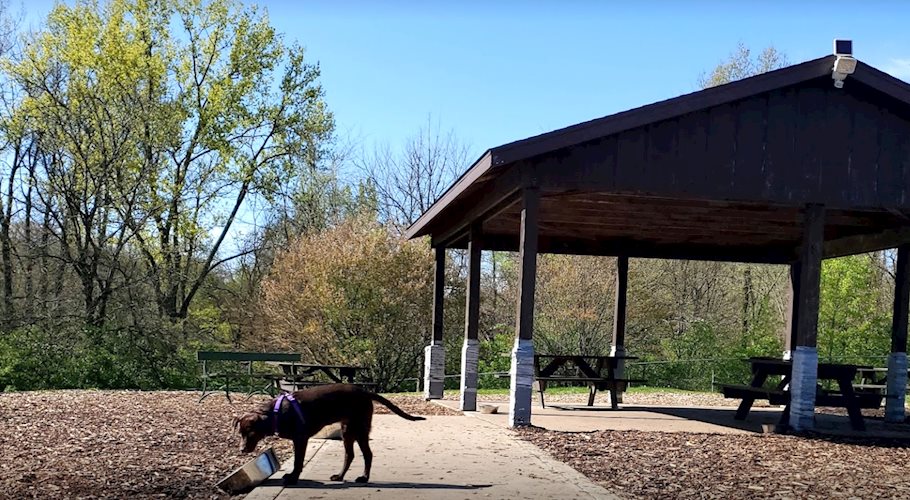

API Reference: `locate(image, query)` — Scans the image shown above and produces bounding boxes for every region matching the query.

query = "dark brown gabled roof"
[406,55,910,241]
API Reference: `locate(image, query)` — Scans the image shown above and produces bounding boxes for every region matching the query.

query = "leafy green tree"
[818,255,891,361]
[7,0,334,327]
[8,0,157,326]
[135,0,334,320]
[0,0,335,390]
[698,43,788,88]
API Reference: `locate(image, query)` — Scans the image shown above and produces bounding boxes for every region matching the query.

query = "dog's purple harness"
[272,393,306,435]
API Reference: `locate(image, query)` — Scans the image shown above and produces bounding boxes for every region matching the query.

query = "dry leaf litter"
[0,390,458,499]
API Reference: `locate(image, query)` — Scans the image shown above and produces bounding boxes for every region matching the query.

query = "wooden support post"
[432,247,445,344]
[515,190,539,342]
[886,245,910,422]
[464,224,482,342]
[783,262,801,359]
[610,256,629,404]
[890,245,910,354]
[424,247,446,400]
[611,256,629,349]
[788,204,824,431]
[509,187,539,427]
[460,223,482,411]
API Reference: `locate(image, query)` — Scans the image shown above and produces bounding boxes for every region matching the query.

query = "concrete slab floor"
[436,399,910,438]
[245,414,618,500]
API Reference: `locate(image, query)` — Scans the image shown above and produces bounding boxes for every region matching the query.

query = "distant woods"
[0,6,895,394]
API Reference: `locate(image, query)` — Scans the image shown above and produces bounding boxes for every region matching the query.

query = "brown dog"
[233,384,425,485]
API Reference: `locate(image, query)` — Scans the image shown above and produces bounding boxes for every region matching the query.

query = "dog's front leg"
[282,437,308,485]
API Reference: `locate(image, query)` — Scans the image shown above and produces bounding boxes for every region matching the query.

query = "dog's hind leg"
[282,437,308,486]
[330,432,355,481]
[354,435,372,483]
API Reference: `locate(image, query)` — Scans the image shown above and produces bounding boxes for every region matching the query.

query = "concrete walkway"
[246,414,618,500]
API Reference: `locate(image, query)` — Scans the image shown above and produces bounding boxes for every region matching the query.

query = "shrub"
[258,214,432,391]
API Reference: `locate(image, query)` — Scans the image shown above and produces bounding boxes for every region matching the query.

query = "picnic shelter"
[405,46,910,430]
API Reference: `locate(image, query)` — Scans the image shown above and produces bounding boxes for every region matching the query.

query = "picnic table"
[854,366,910,395]
[197,351,301,402]
[534,354,644,409]
[721,357,883,431]
[273,362,375,391]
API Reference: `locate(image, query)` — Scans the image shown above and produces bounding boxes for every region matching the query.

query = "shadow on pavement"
[626,405,779,432]
[540,403,776,431]
[262,479,492,490]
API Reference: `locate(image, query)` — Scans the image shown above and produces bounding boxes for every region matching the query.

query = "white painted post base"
[610,344,626,404]
[788,346,818,431]
[423,343,445,400]
[460,339,480,411]
[508,338,534,427]
[886,352,908,423]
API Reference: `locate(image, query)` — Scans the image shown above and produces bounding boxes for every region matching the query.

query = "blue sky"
[16,1,910,252]
[20,0,910,163]
[269,0,910,160]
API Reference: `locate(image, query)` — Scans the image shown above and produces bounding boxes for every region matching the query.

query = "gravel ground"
[516,427,910,499]
[0,390,459,499]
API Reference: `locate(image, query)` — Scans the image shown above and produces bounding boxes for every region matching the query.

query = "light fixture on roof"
[832,39,856,89]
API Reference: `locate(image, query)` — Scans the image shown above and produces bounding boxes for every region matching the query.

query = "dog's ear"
[231,415,241,431]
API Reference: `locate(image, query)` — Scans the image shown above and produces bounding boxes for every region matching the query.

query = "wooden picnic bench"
[534,354,644,409]
[853,367,910,396]
[273,362,377,391]
[197,351,301,402]
[721,357,883,431]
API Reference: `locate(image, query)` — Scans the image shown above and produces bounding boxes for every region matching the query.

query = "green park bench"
[197,351,301,402]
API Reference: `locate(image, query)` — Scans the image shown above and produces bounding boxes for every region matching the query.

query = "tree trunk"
[81,270,96,326]
[1,151,19,329]
[0,204,11,329]
[38,201,52,320]
[23,159,35,324]
[741,266,753,336]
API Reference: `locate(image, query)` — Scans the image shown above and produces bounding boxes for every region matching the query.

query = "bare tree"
[357,115,471,227]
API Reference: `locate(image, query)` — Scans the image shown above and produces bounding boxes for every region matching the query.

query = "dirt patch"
[516,427,910,499]
[0,390,458,499]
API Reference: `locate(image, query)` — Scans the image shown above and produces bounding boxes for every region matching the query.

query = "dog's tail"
[369,393,427,421]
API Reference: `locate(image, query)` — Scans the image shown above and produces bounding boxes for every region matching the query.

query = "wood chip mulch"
[515,427,910,499]
[0,390,459,499]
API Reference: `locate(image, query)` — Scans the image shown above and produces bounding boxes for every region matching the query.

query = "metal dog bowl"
[216,447,280,494]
